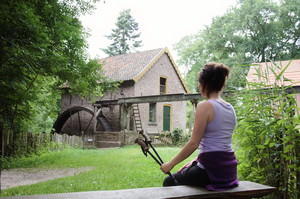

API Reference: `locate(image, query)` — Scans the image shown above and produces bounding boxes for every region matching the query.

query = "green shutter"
[163,106,171,131]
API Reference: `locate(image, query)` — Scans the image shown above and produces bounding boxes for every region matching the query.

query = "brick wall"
[134,53,187,134]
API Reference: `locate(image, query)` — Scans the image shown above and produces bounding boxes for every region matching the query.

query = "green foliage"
[159,128,190,146]
[0,131,69,158]
[175,0,300,91]
[102,9,142,56]
[1,142,68,169]
[231,61,300,199]
[170,128,184,146]
[0,0,117,138]
[0,146,198,197]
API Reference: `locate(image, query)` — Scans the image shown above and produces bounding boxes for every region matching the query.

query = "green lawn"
[1,145,196,197]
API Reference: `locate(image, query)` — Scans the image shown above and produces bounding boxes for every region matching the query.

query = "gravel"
[1,167,93,190]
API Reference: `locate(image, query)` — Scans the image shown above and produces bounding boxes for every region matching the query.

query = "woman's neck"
[208,92,221,100]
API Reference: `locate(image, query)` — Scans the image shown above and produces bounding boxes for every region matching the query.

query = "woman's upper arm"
[189,101,213,146]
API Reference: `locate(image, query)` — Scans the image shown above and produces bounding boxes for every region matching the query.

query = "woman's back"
[199,99,236,153]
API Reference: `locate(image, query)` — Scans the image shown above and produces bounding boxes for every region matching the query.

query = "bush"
[170,128,183,145]
[230,61,300,199]
[166,128,189,146]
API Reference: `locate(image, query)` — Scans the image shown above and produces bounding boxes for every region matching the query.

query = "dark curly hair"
[198,63,229,97]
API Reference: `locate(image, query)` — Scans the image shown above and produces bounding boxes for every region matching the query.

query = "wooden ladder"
[132,104,143,132]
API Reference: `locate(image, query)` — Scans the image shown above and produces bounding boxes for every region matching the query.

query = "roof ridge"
[132,48,165,81]
[99,48,163,61]
[99,47,165,82]
[252,59,300,65]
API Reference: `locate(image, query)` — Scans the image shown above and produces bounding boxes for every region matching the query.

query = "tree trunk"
[0,121,4,157]
[261,48,266,62]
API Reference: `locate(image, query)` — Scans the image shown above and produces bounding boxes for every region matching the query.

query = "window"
[160,77,167,94]
[149,103,156,122]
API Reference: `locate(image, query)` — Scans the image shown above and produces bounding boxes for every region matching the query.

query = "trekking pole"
[135,137,178,184]
[135,138,163,165]
[139,130,164,164]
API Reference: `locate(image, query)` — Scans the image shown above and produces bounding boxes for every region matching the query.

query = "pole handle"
[139,130,151,143]
[135,138,149,155]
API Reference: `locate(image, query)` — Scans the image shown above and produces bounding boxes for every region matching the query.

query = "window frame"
[159,76,168,94]
[149,103,157,123]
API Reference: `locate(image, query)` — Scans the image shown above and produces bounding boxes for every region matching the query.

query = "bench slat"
[1,181,276,199]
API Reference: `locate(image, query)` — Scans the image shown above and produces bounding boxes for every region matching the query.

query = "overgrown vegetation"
[229,62,300,199]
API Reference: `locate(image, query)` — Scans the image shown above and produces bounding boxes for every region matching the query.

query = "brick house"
[54,47,188,147]
[247,59,300,107]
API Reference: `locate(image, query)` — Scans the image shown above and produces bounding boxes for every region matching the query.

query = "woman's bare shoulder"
[197,100,213,109]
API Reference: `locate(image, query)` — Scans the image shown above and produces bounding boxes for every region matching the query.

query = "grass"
[1,145,196,197]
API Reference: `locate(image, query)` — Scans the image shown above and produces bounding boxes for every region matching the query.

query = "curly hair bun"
[199,63,230,97]
[205,62,229,78]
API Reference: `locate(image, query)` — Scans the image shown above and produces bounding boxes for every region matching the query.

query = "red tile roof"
[99,48,163,81]
[99,47,189,93]
[247,59,300,86]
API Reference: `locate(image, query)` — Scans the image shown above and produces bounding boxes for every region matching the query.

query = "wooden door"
[163,105,171,131]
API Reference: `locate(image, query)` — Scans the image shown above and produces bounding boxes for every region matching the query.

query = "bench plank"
[1,181,276,199]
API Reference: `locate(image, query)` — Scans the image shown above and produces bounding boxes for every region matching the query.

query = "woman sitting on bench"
[160,62,238,191]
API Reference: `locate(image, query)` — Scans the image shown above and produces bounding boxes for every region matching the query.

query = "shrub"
[231,61,300,199]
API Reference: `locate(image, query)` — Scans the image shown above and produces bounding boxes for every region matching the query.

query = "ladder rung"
[132,104,143,132]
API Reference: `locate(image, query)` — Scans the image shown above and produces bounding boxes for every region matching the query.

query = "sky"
[80,0,237,69]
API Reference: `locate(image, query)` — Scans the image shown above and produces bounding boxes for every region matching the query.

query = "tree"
[0,0,116,138]
[175,0,300,91]
[102,9,142,56]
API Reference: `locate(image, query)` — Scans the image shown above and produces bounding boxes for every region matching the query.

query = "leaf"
[269,142,275,148]
[276,60,293,80]
[283,144,294,154]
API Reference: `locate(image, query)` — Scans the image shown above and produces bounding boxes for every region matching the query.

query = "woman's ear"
[198,83,207,97]
[198,83,202,93]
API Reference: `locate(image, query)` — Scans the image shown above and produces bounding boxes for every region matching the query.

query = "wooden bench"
[1,181,276,199]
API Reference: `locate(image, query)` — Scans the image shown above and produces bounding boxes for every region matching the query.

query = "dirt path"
[1,167,93,190]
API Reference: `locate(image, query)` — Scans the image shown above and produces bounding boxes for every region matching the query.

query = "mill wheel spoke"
[78,112,82,135]
[84,115,94,133]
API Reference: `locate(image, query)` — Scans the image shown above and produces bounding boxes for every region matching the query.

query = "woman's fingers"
[160,162,173,174]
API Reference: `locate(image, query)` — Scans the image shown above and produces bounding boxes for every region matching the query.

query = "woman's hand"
[160,162,174,174]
